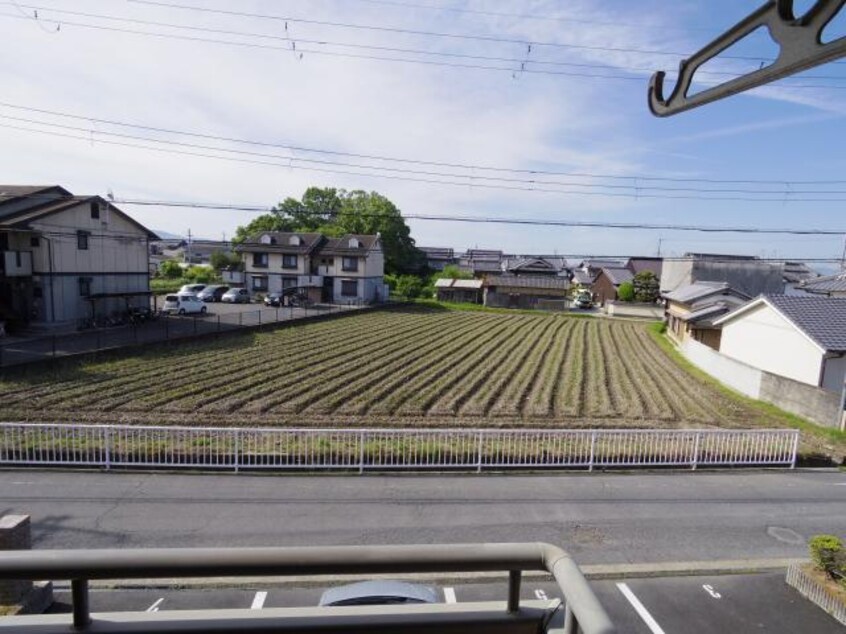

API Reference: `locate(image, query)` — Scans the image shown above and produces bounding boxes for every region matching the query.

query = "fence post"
[217,314,221,335]
[691,431,701,471]
[476,431,484,473]
[193,316,197,335]
[51,335,57,358]
[258,310,261,326]
[165,314,169,340]
[233,429,240,474]
[588,432,596,472]
[103,426,111,470]
[276,307,279,323]
[790,431,799,469]
[359,430,366,474]
[239,312,243,327]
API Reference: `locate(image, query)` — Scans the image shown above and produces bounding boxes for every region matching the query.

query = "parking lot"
[45,572,843,633]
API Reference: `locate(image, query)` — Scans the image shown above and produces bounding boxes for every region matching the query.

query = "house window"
[342,256,358,272]
[252,276,268,291]
[90,201,100,219]
[341,280,358,297]
[30,236,39,247]
[77,231,89,250]
[282,254,298,269]
[252,252,268,268]
[78,277,92,297]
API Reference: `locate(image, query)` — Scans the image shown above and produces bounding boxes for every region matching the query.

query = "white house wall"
[719,303,824,387]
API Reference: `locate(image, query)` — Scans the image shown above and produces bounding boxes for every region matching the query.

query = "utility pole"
[185,228,192,264]
[840,233,846,271]
[656,237,663,257]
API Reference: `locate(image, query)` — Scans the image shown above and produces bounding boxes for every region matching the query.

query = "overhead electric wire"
[124,0,805,62]
[6,2,846,82]
[4,101,846,188]
[4,192,844,237]
[8,121,846,203]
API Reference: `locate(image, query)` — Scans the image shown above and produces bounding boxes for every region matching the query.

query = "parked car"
[574,289,593,310]
[221,288,250,304]
[179,283,207,295]
[264,292,283,307]
[161,293,208,315]
[318,581,440,607]
[198,285,229,302]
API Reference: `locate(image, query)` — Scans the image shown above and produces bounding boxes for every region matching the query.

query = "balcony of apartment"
[0,543,614,633]
[0,251,33,277]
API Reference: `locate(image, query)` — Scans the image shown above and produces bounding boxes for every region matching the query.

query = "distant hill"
[153,229,184,240]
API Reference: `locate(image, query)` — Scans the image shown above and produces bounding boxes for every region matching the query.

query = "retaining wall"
[605,302,664,320]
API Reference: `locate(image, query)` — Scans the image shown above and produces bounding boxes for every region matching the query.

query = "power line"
[4,100,846,188]
[8,2,846,81]
[5,192,844,236]
[124,0,803,62]
[9,121,846,203]
[9,113,846,197]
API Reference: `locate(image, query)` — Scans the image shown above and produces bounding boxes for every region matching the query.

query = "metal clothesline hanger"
[649,0,846,116]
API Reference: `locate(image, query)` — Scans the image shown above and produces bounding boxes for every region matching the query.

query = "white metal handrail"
[0,423,799,472]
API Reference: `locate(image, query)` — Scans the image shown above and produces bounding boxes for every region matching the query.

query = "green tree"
[386,274,425,299]
[232,187,425,274]
[184,265,216,283]
[210,250,241,271]
[436,264,473,280]
[632,271,660,303]
[159,259,183,279]
[617,281,635,302]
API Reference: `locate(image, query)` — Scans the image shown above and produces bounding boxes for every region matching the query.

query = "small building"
[501,256,569,277]
[664,282,750,350]
[797,271,846,298]
[626,257,663,279]
[592,267,634,306]
[434,278,483,304]
[237,232,385,304]
[715,295,846,393]
[483,274,570,310]
[457,249,504,277]
[0,185,157,329]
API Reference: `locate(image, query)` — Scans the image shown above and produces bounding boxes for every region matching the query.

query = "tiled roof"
[600,267,634,286]
[571,270,594,286]
[799,272,846,294]
[321,234,380,254]
[627,258,663,278]
[782,261,818,284]
[663,281,750,304]
[434,278,483,289]
[241,232,323,253]
[763,294,846,352]
[486,274,570,290]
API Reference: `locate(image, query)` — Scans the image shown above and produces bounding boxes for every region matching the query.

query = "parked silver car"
[319,581,440,607]
[198,285,229,302]
[221,287,250,304]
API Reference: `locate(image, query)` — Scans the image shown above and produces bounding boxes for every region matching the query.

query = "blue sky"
[1,0,845,265]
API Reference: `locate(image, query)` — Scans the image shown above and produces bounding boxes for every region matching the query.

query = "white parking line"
[443,587,457,604]
[251,591,268,610]
[616,583,666,634]
[534,589,548,600]
[146,598,164,612]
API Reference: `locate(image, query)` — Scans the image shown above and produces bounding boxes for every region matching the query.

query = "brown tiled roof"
[319,234,380,255]
[239,232,324,254]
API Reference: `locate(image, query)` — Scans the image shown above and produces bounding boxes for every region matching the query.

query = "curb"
[55,558,803,591]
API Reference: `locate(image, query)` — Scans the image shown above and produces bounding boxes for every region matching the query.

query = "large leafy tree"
[233,187,424,274]
[632,271,660,303]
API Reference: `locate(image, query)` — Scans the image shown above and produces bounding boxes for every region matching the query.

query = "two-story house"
[0,185,157,329]
[237,232,386,304]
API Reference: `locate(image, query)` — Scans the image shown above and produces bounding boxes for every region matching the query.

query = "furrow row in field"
[584,321,617,417]
[369,316,523,415]
[396,317,533,416]
[246,313,488,414]
[610,324,676,420]
[300,313,498,415]
[152,312,452,414]
[459,317,561,417]
[626,326,722,421]
[555,320,587,417]
[11,311,393,408]
[489,318,570,418]
[53,312,424,412]
[522,320,576,418]
[331,314,511,416]
[596,321,647,419]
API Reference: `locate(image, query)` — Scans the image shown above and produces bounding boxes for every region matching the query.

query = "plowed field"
[0,307,789,432]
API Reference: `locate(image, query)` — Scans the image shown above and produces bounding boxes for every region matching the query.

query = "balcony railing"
[0,543,615,633]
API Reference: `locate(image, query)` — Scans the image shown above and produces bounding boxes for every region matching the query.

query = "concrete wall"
[660,258,784,296]
[822,354,846,393]
[659,260,693,294]
[680,338,843,429]
[606,302,663,319]
[719,303,823,387]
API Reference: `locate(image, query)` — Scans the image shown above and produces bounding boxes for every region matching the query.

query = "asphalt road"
[46,573,844,633]
[0,470,844,564]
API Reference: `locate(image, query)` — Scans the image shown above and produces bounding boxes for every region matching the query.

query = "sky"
[1,0,846,265]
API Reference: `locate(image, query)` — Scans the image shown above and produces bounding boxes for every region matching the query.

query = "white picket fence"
[0,423,799,472]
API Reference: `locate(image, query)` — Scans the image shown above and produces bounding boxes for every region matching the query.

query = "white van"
[162,293,208,315]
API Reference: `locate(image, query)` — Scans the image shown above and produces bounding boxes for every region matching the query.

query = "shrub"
[809,534,845,583]
[184,265,216,283]
[159,259,183,279]
[617,281,635,302]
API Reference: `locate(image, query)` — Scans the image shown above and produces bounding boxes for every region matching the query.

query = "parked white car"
[162,293,208,315]
[179,284,207,295]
